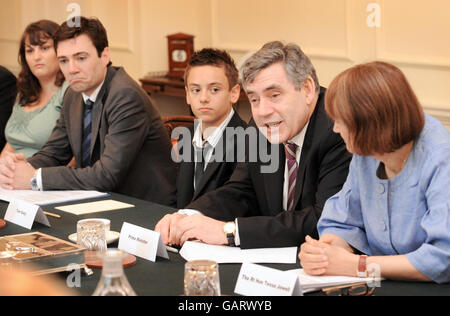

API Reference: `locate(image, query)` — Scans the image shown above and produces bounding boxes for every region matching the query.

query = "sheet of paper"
[285,269,381,293]
[179,241,297,264]
[55,200,134,215]
[0,188,109,206]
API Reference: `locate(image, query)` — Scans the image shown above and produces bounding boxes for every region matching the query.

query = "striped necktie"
[81,99,94,168]
[284,142,298,211]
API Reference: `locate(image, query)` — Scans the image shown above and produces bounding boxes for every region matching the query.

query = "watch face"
[30,178,38,191]
[224,222,236,234]
[172,49,187,63]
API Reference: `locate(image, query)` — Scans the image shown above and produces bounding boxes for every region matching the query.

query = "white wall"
[1,0,449,128]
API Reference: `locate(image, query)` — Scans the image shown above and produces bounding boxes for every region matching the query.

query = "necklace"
[384,148,410,178]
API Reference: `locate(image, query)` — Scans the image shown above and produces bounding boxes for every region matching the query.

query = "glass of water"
[76,220,107,252]
[184,260,221,296]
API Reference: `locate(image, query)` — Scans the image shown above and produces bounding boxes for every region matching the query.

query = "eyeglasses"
[322,282,377,296]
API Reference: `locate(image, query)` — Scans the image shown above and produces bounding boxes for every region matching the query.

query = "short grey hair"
[241,41,320,92]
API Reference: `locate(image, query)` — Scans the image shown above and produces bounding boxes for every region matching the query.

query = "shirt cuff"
[36,168,43,191]
[234,218,241,247]
[178,209,204,216]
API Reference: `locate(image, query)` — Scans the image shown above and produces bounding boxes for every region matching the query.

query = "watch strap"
[224,222,236,247]
[357,255,368,277]
[226,233,235,247]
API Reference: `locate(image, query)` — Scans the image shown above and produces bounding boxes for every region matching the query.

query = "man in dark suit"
[0,66,17,149]
[176,48,247,208]
[0,17,176,206]
[156,41,351,248]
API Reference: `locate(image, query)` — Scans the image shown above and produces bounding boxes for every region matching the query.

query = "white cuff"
[234,218,241,247]
[36,168,43,191]
[178,209,204,216]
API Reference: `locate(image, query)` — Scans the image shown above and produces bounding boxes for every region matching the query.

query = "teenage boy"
[175,48,247,208]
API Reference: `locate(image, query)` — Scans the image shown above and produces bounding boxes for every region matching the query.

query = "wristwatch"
[223,222,236,247]
[357,255,368,278]
[30,171,39,191]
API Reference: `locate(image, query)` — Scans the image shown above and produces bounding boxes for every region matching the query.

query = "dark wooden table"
[1,193,449,297]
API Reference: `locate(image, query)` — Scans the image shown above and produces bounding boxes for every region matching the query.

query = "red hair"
[325,61,425,155]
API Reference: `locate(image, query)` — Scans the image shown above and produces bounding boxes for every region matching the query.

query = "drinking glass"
[184,260,221,296]
[76,220,107,252]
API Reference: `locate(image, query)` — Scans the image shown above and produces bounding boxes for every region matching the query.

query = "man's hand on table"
[155,212,228,247]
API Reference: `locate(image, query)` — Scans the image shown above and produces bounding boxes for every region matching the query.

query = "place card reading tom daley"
[4,199,51,230]
[118,222,169,262]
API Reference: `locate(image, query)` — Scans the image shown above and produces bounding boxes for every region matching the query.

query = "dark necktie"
[194,142,209,192]
[284,142,298,211]
[81,99,94,168]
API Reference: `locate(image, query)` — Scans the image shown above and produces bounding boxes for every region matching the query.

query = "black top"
[0,66,17,149]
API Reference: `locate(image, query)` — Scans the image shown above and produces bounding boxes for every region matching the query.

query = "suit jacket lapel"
[293,144,308,209]
[292,90,324,209]
[262,142,284,214]
[89,67,115,156]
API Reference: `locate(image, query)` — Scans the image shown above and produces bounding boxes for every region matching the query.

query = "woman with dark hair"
[298,61,450,284]
[1,20,68,159]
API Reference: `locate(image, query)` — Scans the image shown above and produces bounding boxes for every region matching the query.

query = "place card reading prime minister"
[118,222,169,262]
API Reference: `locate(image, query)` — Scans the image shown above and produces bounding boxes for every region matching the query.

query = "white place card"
[118,222,169,262]
[4,199,51,230]
[235,263,303,296]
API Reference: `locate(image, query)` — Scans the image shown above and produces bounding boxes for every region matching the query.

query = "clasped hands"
[299,234,359,277]
[0,151,36,190]
[155,212,228,247]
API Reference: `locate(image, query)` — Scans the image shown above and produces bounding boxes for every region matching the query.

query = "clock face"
[172,49,188,63]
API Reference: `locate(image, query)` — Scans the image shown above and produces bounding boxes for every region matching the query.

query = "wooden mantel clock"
[167,33,195,80]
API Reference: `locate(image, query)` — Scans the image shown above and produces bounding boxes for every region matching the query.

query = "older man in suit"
[0,17,176,206]
[156,41,351,248]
